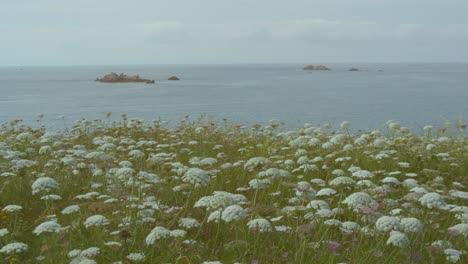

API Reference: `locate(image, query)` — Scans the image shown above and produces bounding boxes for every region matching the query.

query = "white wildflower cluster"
[386,231,410,248]
[33,220,63,235]
[0,242,29,254]
[1,117,468,263]
[182,168,210,187]
[84,215,110,228]
[178,218,201,229]
[194,191,248,211]
[419,192,448,209]
[342,192,378,211]
[31,177,59,194]
[221,205,248,222]
[247,218,272,233]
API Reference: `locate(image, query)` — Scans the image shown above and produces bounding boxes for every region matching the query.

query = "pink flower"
[326,241,341,251]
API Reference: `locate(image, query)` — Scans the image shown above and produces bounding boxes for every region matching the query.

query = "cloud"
[140,22,192,45]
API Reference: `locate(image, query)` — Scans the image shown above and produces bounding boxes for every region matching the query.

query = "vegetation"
[0,116,467,263]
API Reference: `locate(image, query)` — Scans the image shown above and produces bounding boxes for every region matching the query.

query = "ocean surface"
[0,63,467,131]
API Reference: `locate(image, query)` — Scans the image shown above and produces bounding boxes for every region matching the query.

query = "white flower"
[324,219,342,226]
[115,167,135,180]
[178,218,201,229]
[444,249,463,263]
[84,215,110,228]
[128,150,145,159]
[247,218,272,233]
[352,170,374,179]
[306,200,330,210]
[170,229,187,238]
[104,241,122,247]
[221,205,248,222]
[145,226,171,245]
[342,192,377,211]
[80,247,100,257]
[70,257,96,264]
[207,210,222,223]
[448,223,468,236]
[0,228,9,237]
[2,205,22,212]
[356,180,376,188]
[419,192,448,209]
[182,168,210,187]
[426,144,436,151]
[0,242,29,254]
[329,176,356,187]
[340,121,350,130]
[200,158,218,166]
[68,249,82,258]
[31,177,59,195]
[340,221,361,233]
[343,144,354,151]
[316,209,333,218]
[194,191,247,211]
[248,179,269,189]
[386,231,409,248]
[331,169,345,176]
[41,194,62,201]
[381,177,400,184]
[127,253,145,262]
[62,205,80,215]
[275,225,292,232]
[410,187,428,194]
[33,220,63,235]
[400,217,423,233]
[375,216,401,232]
[373,138,388,147]
[431,240,453,249]
[244,157,271,170]
[316,188,337,197]
[449,190,468,200]
[397,162,410,168]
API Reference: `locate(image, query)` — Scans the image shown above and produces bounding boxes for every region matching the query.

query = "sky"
[1,0,468,65]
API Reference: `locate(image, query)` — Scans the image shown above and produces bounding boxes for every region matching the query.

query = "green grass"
[0,116,467,263]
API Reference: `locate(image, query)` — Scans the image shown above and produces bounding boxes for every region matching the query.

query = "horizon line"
[2,61,468,67]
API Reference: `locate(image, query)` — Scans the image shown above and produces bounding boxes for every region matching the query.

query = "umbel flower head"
[342,192,378,212]
[386,231,410,248]
[33,220,63,235]
[400,217,423,233]
[376,216,401,233]
[247,218,272,233]
[0,242,29,254]
[221,205,248,222]
[145,226,171,245]
[182,168,210,187]
[32,177,59,195]
[419,192,448,209]
[84,215,110,228]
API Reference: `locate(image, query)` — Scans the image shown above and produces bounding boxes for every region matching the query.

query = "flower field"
[1,117,467,263]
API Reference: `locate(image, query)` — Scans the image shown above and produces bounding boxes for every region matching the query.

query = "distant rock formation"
[95,72,155,84]
[168,76,180,81]
[303,65,331,71]
[348,68,360,71]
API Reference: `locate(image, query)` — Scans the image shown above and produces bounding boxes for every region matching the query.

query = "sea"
[0,63,467,132]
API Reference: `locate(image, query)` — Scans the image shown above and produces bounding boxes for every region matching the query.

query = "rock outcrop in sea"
[348,68,360,71]
[303,65,331,71]
[95,73,155,84]
[168,76,180,81]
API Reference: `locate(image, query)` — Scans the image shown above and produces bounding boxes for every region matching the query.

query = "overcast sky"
[2,0,468,65]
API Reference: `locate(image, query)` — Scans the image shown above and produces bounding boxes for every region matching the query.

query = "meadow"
[0,115,467,263]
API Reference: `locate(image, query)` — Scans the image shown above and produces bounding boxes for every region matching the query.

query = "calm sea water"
[0,64,467,131]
